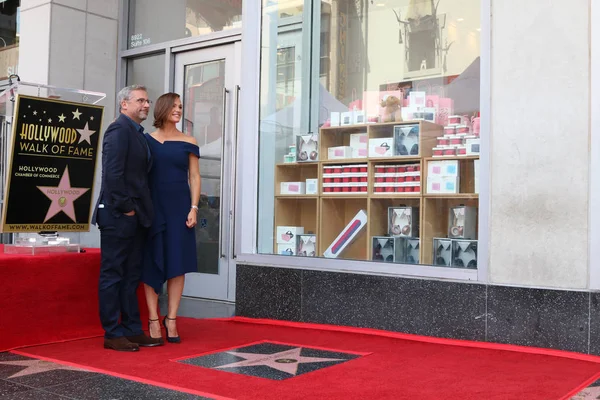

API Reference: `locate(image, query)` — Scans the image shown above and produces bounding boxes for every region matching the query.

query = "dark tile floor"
[0,352,211,400]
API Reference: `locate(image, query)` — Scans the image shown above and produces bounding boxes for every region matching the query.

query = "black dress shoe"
[126,333,163,347]
[104,337,139,352]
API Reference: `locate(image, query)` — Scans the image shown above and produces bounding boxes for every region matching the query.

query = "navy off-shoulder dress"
[142,134,200,294]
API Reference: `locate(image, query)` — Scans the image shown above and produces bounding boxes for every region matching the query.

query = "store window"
[0,0,20,80]
[258,0,481,270]
[127,0,242,49]
[126,53,165,132]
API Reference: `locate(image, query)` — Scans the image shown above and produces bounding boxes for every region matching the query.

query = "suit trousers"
[98,215,147,339]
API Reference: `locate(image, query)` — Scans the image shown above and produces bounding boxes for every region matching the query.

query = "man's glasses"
[134,98,152,105]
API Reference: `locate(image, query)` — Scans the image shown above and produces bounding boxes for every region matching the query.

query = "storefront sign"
[1,95,104,232]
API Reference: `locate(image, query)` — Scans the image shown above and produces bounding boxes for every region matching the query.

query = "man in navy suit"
[93,85,162,351]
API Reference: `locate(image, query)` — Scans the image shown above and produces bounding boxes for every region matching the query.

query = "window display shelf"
[321,194,369,199]
[370,193,421,199]
[321,158,368,165]
[424,156,480,162]
[423,194,479,199]
[275,195,319,199]
[276,162,319,167]
[271,121,480,267]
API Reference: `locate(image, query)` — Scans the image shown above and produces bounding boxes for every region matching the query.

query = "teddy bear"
[380,95,403,123]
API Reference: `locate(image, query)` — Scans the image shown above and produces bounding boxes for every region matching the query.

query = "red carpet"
[12,317,600,399]
[0,244,147,352]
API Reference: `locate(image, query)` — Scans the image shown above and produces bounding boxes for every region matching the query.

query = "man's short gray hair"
[117,84,147,112]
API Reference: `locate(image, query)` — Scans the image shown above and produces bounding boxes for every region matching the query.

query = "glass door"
[174,44,239,301]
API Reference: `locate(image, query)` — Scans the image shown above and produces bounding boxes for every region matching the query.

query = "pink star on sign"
[37,166,89,222]
[216,347,344,375]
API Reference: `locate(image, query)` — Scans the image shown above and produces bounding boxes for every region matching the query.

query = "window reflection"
[128,0,242,49]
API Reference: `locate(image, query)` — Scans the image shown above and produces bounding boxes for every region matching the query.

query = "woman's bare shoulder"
[177,132,197,145]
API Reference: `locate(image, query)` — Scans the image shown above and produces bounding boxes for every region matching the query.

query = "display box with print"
[280,182,306,195]
[433,238,453,267]
[276,226,305,244]
[393,124,420,156]
[371,236,405,263]
[388,207,419,237]
[324,210,368,258]
[341,111,353,126]
[426,176,459,194]
[296,134,319,162]
[354,110,366,125]
[368,138,394,158]
[428,160,459,177]
[448,206,477,239]
[305,179,319,195]
[277,243,297,256]
[297,234,317,257]
[405,238,420,264]
[466,138,480,155]
[350,133,368,158]
[452,239,478,269]
[328,146,353,160]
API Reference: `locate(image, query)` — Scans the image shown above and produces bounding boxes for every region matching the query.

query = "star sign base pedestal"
[4,233,80,255]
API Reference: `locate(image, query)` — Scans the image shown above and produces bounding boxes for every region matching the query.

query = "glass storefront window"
[0,1,20,80]
[126,53,165,132]
[127,0,242,49]
[258,0,481,270]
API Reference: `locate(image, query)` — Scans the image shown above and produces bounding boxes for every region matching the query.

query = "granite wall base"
[236,264,600,355]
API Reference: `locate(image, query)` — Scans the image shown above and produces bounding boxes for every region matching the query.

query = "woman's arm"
[187,139,201,228]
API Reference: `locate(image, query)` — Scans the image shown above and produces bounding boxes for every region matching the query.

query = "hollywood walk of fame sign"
[1,95,104,232]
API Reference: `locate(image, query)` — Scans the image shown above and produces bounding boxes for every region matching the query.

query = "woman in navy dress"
[142,92,201,343]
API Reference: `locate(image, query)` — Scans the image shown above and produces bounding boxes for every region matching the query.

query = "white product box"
[296,134,319,162]
[393,124,420,156]
[354,110,366,125]
[328,146,353,160]
[474,159,480,194]
[448,206,477,239]
[306,179,319,195]
[280,182,306,195]
[466,138,480,155]
[341,111,353,126]
[330,112,341,127]
[427,176,460,194]
[388,207,419,237]
[276,226,304,244]
[277,243,297,256]
[350,133,368,147]
[350,133,368,158]
[297,234,317,257]
[324,210,368,258]
[427,160,459,177]
[368,138,394,158]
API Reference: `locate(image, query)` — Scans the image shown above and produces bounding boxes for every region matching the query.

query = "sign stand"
[0,78,105,254]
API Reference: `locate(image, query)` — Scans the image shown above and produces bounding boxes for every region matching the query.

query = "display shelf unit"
[273,120,480,267]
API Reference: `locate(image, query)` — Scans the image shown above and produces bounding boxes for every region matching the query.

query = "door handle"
[219,87,229,259]
[231,85,240,259]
